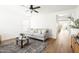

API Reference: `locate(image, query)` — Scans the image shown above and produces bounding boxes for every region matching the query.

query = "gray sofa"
[26,28,48,41]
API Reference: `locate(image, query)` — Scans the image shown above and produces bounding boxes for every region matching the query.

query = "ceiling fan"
[22,5,40,13]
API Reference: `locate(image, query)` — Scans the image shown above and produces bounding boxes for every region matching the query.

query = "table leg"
[16,40,18,45]
[27,39,29,44]
[21,40,23,48]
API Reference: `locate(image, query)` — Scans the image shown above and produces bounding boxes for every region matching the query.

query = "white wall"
[75,6,79,18]
[30,13,56,38]
[0,6,28,41]
[0,6,77,40]
[31,9,76,38]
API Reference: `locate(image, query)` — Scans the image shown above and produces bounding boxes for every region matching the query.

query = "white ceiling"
[37,5,77,13]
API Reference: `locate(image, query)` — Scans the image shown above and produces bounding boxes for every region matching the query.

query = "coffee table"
[16,37,29,48]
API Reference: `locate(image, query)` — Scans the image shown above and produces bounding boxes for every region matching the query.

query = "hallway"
[44,30,72,53]
[56,29,72,52]
[44,21,72,52]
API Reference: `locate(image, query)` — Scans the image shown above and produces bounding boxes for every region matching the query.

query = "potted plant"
[68,16,79,36]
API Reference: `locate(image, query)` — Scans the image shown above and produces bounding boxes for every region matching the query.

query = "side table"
[16,36,29,48]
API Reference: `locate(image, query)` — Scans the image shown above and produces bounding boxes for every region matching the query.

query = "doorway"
[56,14,72,52]
[56,14,71,39]
[57,21,70,41]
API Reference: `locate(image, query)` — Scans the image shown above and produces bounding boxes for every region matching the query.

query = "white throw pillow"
[41,30,46,34]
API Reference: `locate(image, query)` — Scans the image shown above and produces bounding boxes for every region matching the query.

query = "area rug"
[0,39,47,53]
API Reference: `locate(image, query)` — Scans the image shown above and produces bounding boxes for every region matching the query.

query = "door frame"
[56,15,71,39]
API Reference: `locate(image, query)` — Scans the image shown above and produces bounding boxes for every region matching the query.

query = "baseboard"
[47,37,56,40]
[48,36,56,39]
[1,37,16,42]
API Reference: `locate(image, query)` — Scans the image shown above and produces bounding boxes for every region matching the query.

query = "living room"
[0,5,79,53]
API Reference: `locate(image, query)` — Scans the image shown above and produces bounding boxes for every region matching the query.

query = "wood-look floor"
[44,38,72,53]
[44,29,73,53]
[0,37,73,53]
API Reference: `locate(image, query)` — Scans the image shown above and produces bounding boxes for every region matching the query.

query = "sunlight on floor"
[57,28,72,52]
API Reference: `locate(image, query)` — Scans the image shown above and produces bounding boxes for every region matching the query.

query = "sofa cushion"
[33,33,45,37]
[41,29,47,34]
[33,29,38,33]
[26,28,48,40]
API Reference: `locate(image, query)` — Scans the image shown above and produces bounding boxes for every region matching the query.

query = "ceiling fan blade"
[33,6,40,9]
[33,10,39,13]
